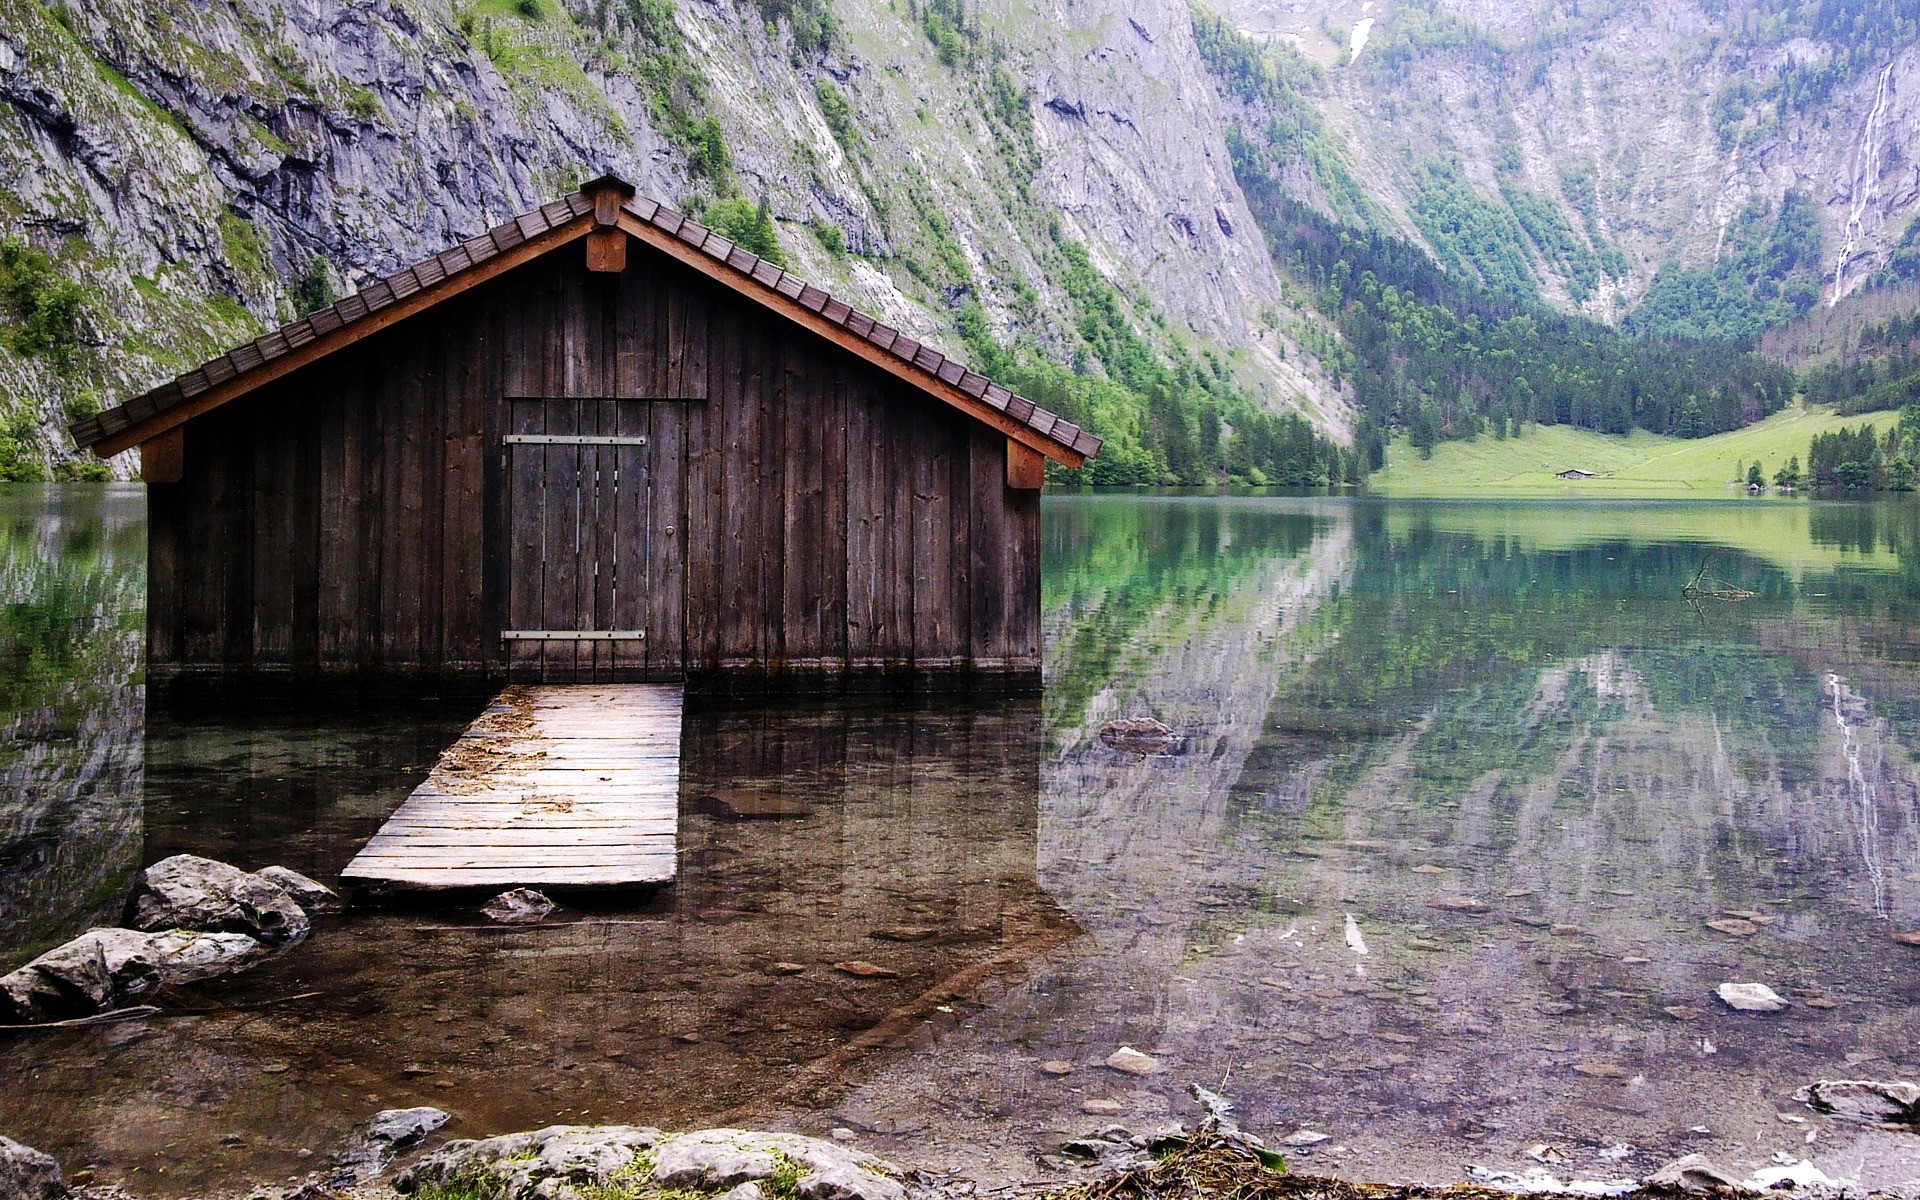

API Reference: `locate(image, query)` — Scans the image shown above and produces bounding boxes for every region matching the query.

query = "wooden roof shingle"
[71,177,1101,465]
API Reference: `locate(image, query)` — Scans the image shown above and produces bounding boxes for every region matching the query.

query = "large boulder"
[255,866,343,915]
[400,1126,663,1199]
[0,1135,65,1200]
[124,855,310,944]
[143,930,269,984]
[0,927,163,1022]
[0,927,266,1023]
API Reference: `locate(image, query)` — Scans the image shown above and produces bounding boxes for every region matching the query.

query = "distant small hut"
[1556,468,1596,480]
[70,175,1099,691]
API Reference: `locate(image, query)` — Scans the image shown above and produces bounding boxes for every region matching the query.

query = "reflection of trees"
[1252,529,1834,851]
[1041,496,1327,731]
[0,486,145,962]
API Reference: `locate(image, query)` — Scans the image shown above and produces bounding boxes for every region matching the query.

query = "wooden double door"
[503,398,683,681]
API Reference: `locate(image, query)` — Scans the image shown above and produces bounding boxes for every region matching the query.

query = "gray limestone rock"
[0,927,161,1022]
[124,855,310,945]
[400,1127,915,1200]
[481,889,555,925]
[255,866,343,915]
[0,1135,65,1200]
[0,925,268,1022]
[366,1107,451,1147]
[335,1107,454,1179]
[794,1163,905,1200]
[400,1126,663,1200]
[144,929,268,984]
[1796,1079,1920,1126]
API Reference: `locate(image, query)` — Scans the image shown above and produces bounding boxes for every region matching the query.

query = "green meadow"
[1369,404,1900,498]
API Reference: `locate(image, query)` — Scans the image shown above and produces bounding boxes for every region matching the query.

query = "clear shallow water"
[3,486,1919,1192]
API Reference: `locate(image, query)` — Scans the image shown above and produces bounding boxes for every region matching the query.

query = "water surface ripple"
[3,488,1918,1192]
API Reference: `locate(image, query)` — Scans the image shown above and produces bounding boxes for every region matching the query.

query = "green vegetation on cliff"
[962,241,1361,488]
[1241,188,1792,449]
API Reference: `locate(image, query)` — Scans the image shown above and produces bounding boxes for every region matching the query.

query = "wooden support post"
[1006,439,1045,490]
[141,426,184,483]
[586,176,632,274]
[586,229,627,273]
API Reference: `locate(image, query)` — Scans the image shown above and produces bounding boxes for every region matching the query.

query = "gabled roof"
[72,175,1101,466]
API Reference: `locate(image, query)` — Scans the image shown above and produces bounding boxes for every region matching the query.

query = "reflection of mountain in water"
[832,497,1920,1190]
[0,485,145,961]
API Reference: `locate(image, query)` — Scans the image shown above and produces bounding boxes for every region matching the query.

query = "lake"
[3,485,1918,1192]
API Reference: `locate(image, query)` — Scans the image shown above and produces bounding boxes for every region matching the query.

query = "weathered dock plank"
[341,683,682,889]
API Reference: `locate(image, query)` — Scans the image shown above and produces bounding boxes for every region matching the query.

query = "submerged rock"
[0,1135,64,1200]
[1715,981,1788,1012]
[481,888,555,924]
[1796,1079,1920,1126]
[1643,1153,1743,1192]
[1098,717,1183,755]
[1105,1047,1160,1076]
[125,854,310,945]
[401,1127,914,1200]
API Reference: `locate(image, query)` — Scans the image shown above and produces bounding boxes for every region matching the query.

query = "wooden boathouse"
[71,175,1098,692]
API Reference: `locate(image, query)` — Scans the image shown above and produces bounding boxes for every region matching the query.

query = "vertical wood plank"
[418,323,449,671]
[910,403,955,666]
[613,400,650,680]
[968,425,1010,668]
[145,457,186,671]
[1006,472,1042,671]
[355,348,388,670]
[288,393,322,671]
[819,367,850,668]
[781,339,823,663]
[506,398,545,682]
[442,291,487,674]
[249,400,293,667]
[379,334,426,671]
[221,414,255,667]
[611,267,645,682]
[541,399,582,682]
[317,358,353,670]
[718,310,763,667]
[680,275,721,673]
[883,386,916,666]
[481,283,511,679]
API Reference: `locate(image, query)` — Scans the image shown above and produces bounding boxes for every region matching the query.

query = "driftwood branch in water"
[1681,557,1755,603]
[0,1005,160,1033]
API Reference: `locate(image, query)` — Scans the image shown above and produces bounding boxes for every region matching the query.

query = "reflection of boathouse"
[70,175,1097,691]
[113,697,1072,1134]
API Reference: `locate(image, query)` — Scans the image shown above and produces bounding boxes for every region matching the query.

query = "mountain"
[1,0,1916,480]
[1215,0,1920,331]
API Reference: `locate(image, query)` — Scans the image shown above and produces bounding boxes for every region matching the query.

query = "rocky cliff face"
[0,0,1352,476]
[3,0,1916,473]
[1217,0,1920,324]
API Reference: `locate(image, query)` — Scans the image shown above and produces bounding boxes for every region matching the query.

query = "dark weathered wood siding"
[147,242,1042,689]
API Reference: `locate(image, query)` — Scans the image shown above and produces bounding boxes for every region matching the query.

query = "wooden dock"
[341,684,682,889]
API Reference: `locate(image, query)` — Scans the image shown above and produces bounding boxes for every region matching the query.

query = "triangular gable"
[71,175,1101,469]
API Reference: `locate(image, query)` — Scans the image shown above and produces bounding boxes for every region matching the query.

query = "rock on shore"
[400,1126,915,1200]
[0,1135,64,1200]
